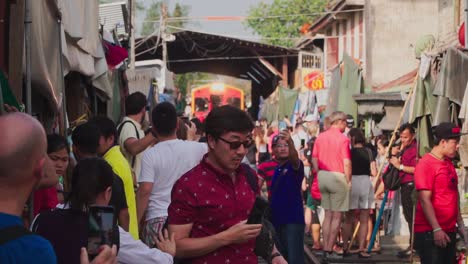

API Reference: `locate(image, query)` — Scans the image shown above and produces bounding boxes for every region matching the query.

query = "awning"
[377,106,402,131]
[357,102,384,115]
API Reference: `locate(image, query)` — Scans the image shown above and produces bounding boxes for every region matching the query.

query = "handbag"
[382,146,408,191]
[382,164,401,190]
[242,164,276,263]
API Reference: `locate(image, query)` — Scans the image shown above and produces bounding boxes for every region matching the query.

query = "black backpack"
[242,164,276,263]
[382,164,401,191]
[382,146,409,191]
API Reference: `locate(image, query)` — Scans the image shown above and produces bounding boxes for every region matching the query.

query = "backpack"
[117,120,140,167]
[382,164,401,191]
[242,164,276,263]
[382,146,408,191]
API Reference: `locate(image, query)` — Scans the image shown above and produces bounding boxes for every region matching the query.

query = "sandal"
[358,251,371,258]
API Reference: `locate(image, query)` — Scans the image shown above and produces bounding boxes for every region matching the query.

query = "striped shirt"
[257,159,279,198]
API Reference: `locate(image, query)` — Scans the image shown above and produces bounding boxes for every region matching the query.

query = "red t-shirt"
[312,127,351,173]
[168,158,259,264]
[33,187,58,216]
[399,140,418,184]
[414,154,458,233]
[257,159,279,198]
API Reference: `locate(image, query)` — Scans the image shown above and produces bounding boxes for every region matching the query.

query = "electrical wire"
[135,16,163,49]
[139,8,365,23]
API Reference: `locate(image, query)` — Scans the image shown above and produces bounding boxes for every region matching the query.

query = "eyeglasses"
[218,137,253,149]
[274,144,289,148]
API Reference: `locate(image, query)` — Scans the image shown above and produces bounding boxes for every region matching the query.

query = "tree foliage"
[245,0,327,47]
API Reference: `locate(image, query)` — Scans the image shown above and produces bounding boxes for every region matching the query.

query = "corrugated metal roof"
[99,2,127,36]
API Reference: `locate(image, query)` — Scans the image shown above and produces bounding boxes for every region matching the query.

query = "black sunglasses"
[217,137,253,149]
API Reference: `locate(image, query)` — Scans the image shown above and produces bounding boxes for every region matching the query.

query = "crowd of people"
[0,91,467,264]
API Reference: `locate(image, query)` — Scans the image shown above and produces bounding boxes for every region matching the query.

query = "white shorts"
[349,176,375,210]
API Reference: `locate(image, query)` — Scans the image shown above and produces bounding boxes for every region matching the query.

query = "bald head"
[0,113,47,185]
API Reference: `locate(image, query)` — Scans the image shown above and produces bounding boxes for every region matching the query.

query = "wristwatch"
[271,252,282,262]
[399,164,404,171]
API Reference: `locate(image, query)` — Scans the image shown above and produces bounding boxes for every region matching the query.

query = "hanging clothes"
[297,90,316,118]
[433,47,468,125]
[336,54,364,120]
[325,66,341,116]
[458,81,468,167]
[278,87,298,120]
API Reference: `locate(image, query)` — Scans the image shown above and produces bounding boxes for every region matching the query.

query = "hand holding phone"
[87,206,115,261]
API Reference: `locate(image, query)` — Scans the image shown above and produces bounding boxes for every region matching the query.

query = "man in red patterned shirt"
[168,106,287,264]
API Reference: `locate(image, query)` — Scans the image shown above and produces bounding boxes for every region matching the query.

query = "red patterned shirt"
[168,156,259,264]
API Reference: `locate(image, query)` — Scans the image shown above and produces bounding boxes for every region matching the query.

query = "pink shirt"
[312,127,351,173]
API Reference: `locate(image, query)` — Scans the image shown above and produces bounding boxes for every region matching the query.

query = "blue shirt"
[0,212,56,264]
[270,161,305,226]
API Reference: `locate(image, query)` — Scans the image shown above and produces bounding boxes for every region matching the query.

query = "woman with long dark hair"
[32,158,175,264]
[341,128,377,258]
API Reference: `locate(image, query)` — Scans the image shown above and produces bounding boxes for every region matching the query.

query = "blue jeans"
[275,224,305,264]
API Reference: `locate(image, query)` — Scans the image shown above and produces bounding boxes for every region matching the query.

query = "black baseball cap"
[434,122,467,140]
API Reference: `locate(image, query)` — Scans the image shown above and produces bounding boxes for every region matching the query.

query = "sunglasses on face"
[217,137,254,149]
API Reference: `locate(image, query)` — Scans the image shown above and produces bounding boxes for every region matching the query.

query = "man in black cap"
[414,122,468,264]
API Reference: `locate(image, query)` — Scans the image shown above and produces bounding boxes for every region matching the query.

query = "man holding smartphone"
[168,106,287,264]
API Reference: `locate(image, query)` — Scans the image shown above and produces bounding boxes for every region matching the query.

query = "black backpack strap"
[117,120,140,167]
[242,164,259,194]
[0,225,33,246]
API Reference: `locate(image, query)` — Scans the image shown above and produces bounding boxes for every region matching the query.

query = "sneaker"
[397,248,414,258]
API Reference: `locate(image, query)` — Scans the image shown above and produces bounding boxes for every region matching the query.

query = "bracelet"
[433,227,442,233]
[271,252,282,261]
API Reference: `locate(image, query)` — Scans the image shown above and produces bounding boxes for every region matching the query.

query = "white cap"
[304,113,319,122]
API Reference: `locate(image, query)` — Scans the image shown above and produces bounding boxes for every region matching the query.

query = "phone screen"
[301,139,306,148]
[88,206,115,259]
[278,121,287,130]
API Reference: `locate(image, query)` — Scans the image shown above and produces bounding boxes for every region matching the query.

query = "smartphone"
[300,139,306,148]
[278,121,287,131]
[87,206,115,260]
[247,196,270,224]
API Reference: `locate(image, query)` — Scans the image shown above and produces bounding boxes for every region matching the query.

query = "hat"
[304,114,317,122]
[346,114,355,128]
[434,122,467,140]
[272,134,282,147]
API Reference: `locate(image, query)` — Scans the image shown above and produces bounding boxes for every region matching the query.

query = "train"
[191,83,244,121]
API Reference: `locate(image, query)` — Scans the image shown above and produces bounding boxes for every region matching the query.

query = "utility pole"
[129,0,136,69]
[161,2,168,68]
[465,0,468,48]
[25,0,32,114]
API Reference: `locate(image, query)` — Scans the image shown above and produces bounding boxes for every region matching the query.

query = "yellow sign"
[302,69,324,91]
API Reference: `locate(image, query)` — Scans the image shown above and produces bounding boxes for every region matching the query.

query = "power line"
[139,8,365,23]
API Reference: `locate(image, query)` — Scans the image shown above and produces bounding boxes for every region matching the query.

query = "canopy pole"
[366,72,419,253]
[465,0,468,49]
[25,0,32,114]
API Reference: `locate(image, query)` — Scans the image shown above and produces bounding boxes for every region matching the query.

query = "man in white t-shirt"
[137,102,207,247]
[118,92,157,183]
[292,122,309,151]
